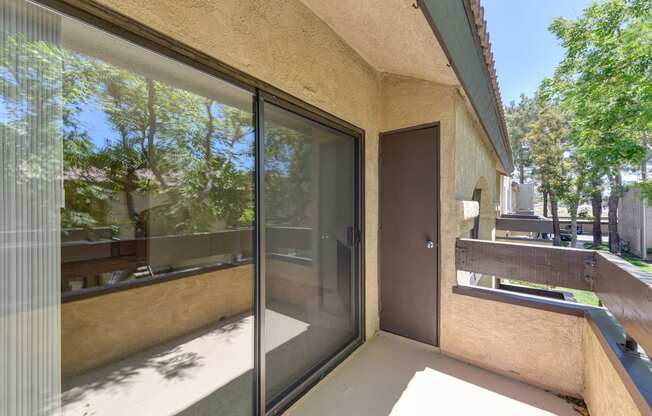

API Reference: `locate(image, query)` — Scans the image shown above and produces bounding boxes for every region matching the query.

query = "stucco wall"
[87,0,521,379]
[79,0,595,398]
[435,92,588,396]
[380,75,581,398]
[62,265,254,378]
[92,0,383,339]
[443,295,585,397]
[619,187,652,257]
[88,0,501,347]
[583,319,643,416]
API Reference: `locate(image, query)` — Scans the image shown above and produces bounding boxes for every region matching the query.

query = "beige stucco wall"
[435,91,588,396]
[62,265,253,378]
[583,320,643,416]
[88,0,502,347]
[87,0,509,371]
[93,0,383,339]
[443,296,585,397]
[65,2,651,413]
[80,0,606,403]
[619,187,652,257]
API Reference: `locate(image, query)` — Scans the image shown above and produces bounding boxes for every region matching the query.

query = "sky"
[482,0,599,105]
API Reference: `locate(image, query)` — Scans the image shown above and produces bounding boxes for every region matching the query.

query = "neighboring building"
[500,180,535,215]
[513,182,535,215]
[2,1,650,416]
[619,186,651,257]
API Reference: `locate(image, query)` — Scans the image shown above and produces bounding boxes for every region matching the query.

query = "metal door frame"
[28,2,367,415]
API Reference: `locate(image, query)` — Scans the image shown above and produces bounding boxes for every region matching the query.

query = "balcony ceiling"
[299,0,458,85]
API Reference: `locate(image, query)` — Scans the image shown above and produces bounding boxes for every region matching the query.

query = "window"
[0,1,362,415]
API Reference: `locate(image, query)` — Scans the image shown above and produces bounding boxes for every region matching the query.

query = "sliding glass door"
[0,1,362,415]
[262,100,359,410]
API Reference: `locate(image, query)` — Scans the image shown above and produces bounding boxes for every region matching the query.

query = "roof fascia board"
[420,0,514,173]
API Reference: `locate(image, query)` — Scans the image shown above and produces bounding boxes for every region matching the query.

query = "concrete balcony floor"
[61,312,587,416]
[287,332,587,416]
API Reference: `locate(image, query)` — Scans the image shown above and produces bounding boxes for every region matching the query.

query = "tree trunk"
[146,79,168,189]
[641,129,648,260]
[200,100,216,200]
[519,164,525,184]
[642,128,649,181]
[570,204,578,248]
[204,100,214,161]
[118,126,145,238]
[591,188,603,248]
[550,191,561,246]
[607,172,622,254]
[543,190,549,218]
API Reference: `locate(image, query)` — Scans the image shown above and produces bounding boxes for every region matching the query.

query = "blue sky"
[482,0,599,105]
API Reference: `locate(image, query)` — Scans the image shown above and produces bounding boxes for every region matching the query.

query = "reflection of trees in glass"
[1,32,63,221]
[265,125,313,227]
[53,46,256,237]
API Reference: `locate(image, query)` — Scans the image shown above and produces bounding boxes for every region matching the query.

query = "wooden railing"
[61,226,312,280]
[456,238,652,356]
[495,216,553,233]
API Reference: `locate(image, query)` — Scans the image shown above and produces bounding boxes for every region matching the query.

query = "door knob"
[425,240,434,249]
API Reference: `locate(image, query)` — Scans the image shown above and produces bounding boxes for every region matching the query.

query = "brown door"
[379,124,439,345]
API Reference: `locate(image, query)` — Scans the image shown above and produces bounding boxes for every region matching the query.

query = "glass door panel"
[263,102,359,407]
[2,1,256,414]
[2,2,362,415]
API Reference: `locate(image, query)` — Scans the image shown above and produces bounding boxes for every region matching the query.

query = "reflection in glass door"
[1,1,361,414]
[262,101,360,409]
[2,1,256,415]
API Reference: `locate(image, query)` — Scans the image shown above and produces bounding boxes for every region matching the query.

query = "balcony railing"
[455,238,652,413]
[61,226,313,301]
[455,238,652,359]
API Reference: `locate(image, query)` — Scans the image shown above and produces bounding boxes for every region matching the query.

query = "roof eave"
[419,0,514,174]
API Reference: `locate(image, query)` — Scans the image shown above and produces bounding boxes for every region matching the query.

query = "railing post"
[624,334,638,352]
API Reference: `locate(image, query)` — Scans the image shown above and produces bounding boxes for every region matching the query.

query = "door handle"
[425,240,434,249]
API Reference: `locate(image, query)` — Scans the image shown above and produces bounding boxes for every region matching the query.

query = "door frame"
[258,92,366,415]
[378,122,441,347]
[27,1,367,413]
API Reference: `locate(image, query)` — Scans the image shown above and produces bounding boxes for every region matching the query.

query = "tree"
[560,151,588,247]
[47,45,258,244]
[588,174,605,248]
[550,0,652,252]
[548,0,651,253]
[526,104,570,246]
[505,95,539,183]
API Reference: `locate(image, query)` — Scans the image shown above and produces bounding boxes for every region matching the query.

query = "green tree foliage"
[548,0,652,252]
[70,58,257,237]
[505,94,538,183]
[561,150,589,248]
[2,33,258,238]
[526,104,570,246]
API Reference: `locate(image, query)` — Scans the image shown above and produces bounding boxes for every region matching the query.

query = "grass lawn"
[500,242,652,308]
[622,254,652,274]
[508,279,601,307]
[566,288,601,306]
[582,242,652,274]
